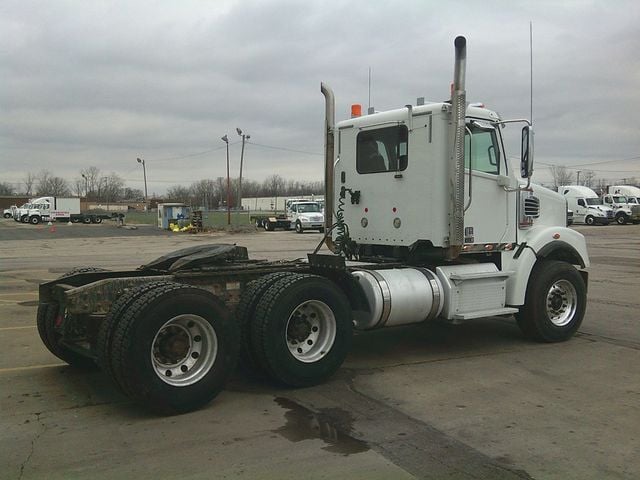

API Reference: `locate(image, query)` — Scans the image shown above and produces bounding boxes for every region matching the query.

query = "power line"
[247,141,322,156]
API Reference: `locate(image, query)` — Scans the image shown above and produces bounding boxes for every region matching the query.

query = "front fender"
[503,226,589,306]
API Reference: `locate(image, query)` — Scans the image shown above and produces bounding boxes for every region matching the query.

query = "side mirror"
[520,125,534,178]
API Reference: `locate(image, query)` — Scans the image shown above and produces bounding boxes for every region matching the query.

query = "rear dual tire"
[249,274,352,387]
[36,266,109,368]
[99,282,238,415]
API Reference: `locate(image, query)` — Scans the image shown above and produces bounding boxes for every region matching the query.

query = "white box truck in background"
[15,196,111,225]
[560,186,614,225]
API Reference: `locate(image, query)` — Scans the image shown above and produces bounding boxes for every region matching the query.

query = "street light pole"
[221,135,231,225]
[81,173,88,197]
[236,128,250,212]
[136,157,148,210]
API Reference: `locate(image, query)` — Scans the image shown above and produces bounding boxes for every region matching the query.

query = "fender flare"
[536,240,586,268]
[503,227,589,306]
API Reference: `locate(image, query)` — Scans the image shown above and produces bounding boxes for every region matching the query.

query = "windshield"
[586,198,603,206]
[612,196,627,204]
[628,197,639,204]
[296,203,321,213]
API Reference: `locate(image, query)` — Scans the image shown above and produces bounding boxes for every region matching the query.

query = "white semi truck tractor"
[36,36,589,415]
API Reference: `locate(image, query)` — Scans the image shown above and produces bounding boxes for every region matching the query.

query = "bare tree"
[24,172,36,196]
[97,173,125,203]
[36,170,70,196]
[263,174,286,209]
[80,166,101,200]
[582,170,597,189]
[0,182,15,195]
[550,165,574,190]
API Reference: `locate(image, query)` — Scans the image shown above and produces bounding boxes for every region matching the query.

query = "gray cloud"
[1,0,639,194]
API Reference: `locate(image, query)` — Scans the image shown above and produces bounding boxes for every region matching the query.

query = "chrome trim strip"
[364,269,392,328]
[416,268,441,320]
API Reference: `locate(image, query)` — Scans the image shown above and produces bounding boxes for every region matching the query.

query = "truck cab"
[287,201,325,233]
[601,193,640,224]
[560,186,613,225]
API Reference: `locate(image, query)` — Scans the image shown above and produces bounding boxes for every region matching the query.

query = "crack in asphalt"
[18,412,46,480]
[287,375,535,480]
[577,331,640,351]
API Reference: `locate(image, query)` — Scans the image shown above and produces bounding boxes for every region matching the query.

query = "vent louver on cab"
[520,192,540,228]
[523,195,540,218]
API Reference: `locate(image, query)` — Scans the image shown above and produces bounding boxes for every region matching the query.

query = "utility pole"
[221,135,231,225]
[576,170,581,186]
[81,174,88,198]
[236,128,250,212]
[136,157,148,210]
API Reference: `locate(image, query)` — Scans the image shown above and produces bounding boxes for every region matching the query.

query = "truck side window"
[356,126,408,174]
[465,125,500,175]
[577,199,585,207]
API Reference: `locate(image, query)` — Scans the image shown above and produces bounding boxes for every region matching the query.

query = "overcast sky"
[2,0,639,195]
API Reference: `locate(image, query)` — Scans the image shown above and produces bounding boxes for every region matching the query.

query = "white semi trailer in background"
[36,36,590,415]
[13,196,111,224]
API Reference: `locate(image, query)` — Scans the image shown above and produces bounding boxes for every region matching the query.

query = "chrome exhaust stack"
[447,36,467,260]
[321,82,338,253]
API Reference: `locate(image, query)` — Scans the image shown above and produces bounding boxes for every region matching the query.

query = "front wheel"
[250,274,352,387]
[3,213,11,218]
[295,221,303,234]
[615,213,627,225]
[584,215,595,225]
[516,260,586,342]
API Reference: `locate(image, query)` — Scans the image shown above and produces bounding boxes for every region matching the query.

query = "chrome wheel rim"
[285,300,336,363]
[546,280,578,327]
[151,314,217,386]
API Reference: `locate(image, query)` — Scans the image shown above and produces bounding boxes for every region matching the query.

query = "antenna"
[368,67,372,111]
[530,21,533,123]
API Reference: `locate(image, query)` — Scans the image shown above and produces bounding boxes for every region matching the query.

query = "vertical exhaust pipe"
[321,82,338,253]
[447,36,467,260]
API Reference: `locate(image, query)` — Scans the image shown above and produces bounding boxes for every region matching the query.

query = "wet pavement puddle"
[273,397,369,455]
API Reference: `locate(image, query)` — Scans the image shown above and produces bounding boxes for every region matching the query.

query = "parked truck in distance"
[3,205,17,218]
[287,200,325,233]
[560,186,614,225]
[609,185,640,206]
[601,192,640,224]
[13,196,112,225]
[35,36,589,415]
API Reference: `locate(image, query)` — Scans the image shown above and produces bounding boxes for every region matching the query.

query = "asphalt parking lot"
[1,219,639,479]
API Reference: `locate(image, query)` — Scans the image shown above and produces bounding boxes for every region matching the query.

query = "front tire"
[585,215,595,225]
[3,213,11,218]
[295,221,303,234]
[516,260,586,342]
[615,213,627,225]
[250,274,352,387]
[108,282,239,414]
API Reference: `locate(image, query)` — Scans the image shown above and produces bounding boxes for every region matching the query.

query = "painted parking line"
[0,325,36,331]
[0,363,64,374]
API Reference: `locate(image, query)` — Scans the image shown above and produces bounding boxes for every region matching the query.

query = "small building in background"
[157,203,190,229]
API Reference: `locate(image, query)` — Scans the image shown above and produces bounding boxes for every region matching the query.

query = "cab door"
[462,121,514,245]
